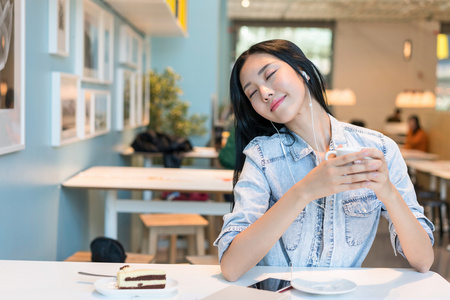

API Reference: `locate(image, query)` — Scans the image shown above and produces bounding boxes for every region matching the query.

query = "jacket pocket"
[282,210,306,251]
[342,193,381,246]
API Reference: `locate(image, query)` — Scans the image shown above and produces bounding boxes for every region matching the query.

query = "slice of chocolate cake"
[117,265,166,289]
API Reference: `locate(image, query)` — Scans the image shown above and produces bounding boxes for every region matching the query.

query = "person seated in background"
[386,108,402,122]
[350,119,366,127]
[404,115,428,152]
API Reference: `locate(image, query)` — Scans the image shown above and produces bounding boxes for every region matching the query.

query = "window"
[233,21,334,84]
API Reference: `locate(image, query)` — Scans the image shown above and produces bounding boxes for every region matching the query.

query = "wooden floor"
[362,219,450,282]
[153,218,450,282]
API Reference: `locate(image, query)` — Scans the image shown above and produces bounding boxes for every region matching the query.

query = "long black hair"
[409,115,421,135]
[230,39,332,187]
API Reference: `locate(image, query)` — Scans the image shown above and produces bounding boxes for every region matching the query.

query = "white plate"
[291,276,356,295]
[94,277,178,298]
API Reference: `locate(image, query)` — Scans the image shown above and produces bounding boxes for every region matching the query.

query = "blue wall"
[0,0,229,261]
[0,0,230,261]
[0,0,145,261]
[151,0,221,147]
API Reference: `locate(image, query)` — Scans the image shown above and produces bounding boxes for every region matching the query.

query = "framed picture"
[83,0,100,80]
[116,69,136,130]
[102,11,114,82]
[0,0,25,155]
[78,0,114,83]
[81,89,110,138]
[48,0,69,56]
[51,72,80,146]
[119,25,142,71]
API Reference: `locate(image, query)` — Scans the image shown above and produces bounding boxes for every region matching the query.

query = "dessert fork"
[78,271,116,278]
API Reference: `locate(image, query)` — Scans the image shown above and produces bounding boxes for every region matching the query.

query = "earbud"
[301,71,310,81]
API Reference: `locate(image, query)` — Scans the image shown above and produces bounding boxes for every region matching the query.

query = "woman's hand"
[296,148,389,203]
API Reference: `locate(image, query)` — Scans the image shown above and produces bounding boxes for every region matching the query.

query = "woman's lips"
[270,95,286,112]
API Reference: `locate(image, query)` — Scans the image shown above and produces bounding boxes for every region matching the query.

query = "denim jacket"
[214,115,434,267]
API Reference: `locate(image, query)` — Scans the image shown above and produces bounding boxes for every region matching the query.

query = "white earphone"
[301,70,310,82]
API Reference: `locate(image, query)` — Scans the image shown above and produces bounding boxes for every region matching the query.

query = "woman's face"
[239,53,308,124]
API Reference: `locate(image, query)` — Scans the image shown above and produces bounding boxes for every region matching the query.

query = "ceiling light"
[241,0,250,8]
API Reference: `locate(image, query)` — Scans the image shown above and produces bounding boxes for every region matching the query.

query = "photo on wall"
[51,72,80,146]
[0,0,25,156]
[82,89,110,138]
[48,0,69,56]
[60,76,78,140]
[94,93,109,133]
[83,7,99,79]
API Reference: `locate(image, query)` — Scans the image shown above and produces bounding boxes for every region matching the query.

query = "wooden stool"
[64,251,155,263]
[140,213,209,264]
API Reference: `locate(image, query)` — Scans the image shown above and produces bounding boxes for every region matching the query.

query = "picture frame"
[80,89,111,138]
[51,72,80,146]
[119,25,142,71]
[102,11,114,82]
[116,69,136,131]
[80,0,114,83]
[0,0,25,156]
[48,0,69,56]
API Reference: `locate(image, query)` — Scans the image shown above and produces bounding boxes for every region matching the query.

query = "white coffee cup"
[325,147,371,160]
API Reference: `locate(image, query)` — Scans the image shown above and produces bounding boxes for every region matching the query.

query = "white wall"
[332,21,438,130]
[332,20,450,159]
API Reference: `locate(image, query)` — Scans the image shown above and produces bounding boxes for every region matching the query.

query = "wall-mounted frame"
[119,25,142,71]
[116,69,135,130]
[78,0,114,83]
[0,0,25,156]
[115,70,149,130]
[48,0,69,56]
[80,89,111,138]
[51,72,80,146]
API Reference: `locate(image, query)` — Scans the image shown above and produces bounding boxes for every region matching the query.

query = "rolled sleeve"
[213,141,272,263]
[382,137,435,257]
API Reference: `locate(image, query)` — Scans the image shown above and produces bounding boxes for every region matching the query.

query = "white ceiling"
[227,0,450,22]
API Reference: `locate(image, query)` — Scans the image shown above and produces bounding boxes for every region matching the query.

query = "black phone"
[247,277,291,293]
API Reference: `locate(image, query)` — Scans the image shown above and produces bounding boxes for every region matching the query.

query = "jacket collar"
[284,114,346,161]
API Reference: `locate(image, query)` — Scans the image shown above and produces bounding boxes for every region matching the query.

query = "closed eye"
[249,90,257,99]
[266,70,277,80]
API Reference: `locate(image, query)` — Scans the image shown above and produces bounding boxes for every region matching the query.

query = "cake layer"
[118,280,166,289]
[124,275,166,281]
[117,265,166,290]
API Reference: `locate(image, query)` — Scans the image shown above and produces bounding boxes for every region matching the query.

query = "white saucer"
[94,277,178,298]
[291,276,356,295]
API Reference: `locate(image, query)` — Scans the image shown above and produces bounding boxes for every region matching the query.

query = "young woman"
[404,115,428,152]
[214,39,434,282]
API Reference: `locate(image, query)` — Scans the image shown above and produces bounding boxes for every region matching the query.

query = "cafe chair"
[64,251,155,263]
[415,187,447,245]
[139,213,209,264]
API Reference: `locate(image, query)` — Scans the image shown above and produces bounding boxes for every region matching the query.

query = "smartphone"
[248,277,291,293]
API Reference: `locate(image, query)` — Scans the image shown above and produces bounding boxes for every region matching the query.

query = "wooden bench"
[64,251,155,263]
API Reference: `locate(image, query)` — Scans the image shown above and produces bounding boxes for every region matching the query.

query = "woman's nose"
[260,86,274,102]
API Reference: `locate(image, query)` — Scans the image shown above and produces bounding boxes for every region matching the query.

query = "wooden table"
[405,160,450,191]
[1,260,449,299]
[121,146,219,167]
[62,166,233,239]
[400,149,439,161]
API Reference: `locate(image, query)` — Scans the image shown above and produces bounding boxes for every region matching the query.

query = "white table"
[1,260,449,299]
[405,160,450,192]
[400,149,439,161]
[62,166,233,239]
[122,146,219,167]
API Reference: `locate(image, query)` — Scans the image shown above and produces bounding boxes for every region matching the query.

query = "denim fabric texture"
[214,115,434,268]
